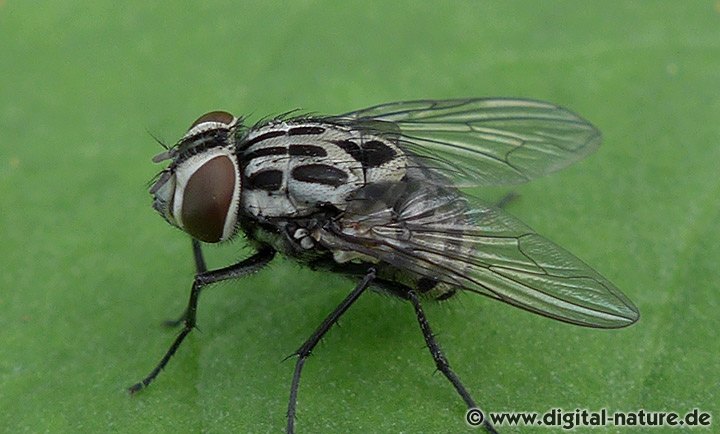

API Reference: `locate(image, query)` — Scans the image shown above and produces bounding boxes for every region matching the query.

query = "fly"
[130,98,640,434]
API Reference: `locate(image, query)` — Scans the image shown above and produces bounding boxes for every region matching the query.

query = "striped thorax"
[240,119,407,219]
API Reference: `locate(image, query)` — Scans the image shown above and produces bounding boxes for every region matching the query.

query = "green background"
[1,1,718,433]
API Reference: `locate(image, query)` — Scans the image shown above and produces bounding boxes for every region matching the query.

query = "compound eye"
[180,155,238,243]
[188,111,236,130]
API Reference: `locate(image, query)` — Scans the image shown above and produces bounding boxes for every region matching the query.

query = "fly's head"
[149,111,243,243]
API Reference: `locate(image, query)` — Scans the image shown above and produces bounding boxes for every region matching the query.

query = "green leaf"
[1,1,718,433]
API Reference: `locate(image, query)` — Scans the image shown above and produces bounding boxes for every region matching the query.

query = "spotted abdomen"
[239,121,407,218]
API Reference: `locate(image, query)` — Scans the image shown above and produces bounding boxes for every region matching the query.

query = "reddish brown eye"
[189,111,235,130]
[180,155,237,242]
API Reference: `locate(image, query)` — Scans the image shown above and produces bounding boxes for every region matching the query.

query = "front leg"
[164,239,210,327]
[129,245,276,393]
[191,238,208,274]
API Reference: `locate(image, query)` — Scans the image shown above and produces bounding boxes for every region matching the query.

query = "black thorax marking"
[246,170,284,191]
[291,164,348,187]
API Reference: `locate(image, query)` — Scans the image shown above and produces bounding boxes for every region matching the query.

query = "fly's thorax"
[150,111,242,243]
[237,120,408,219]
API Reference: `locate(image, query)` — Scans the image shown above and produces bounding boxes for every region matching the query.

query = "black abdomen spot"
[291,164,348,187]
[246,170,284,191]
[363,140,397,167]
[289,144,328,157]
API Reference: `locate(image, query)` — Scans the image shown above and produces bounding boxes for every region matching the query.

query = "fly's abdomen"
[239,121,407,218]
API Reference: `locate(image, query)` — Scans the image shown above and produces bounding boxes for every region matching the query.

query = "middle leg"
[286,267,377,434]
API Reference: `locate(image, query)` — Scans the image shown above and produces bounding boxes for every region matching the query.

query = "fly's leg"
[164,239,209,328]
[191,238,208,273]
[129,246,276,394]
[407,290,499,434]
[286,268,376,434]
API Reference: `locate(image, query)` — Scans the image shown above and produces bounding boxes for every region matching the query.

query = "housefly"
[130,98,639,433]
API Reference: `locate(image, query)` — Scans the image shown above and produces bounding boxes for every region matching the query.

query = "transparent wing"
[319,181,638,328]
[334,98,601,186]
